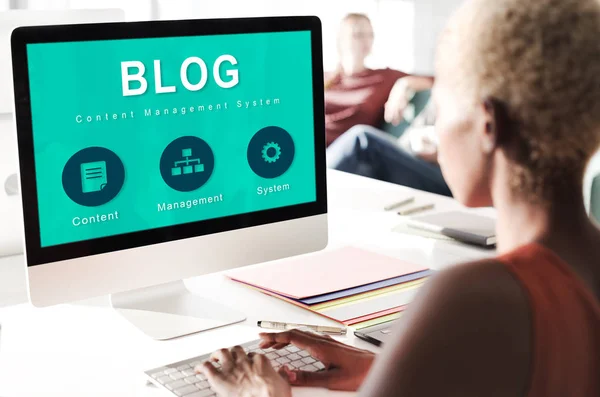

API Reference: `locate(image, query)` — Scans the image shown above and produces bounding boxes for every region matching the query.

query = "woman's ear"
[481,97,511,153]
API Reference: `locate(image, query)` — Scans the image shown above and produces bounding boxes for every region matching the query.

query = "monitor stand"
[110,280,246,340]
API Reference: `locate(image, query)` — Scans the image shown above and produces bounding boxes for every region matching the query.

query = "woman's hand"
[196,346,292,397]
[260,329,376,391]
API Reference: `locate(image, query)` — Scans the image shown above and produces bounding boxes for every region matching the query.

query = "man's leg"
[327,125,452,197]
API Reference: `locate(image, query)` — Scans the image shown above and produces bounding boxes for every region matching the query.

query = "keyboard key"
[301,357,316,365]
[177,364,191,371]
[170,372,185,380]
[196,374,207,381]
[315,361,326,370]
[286,353,301,361]
[286,346,300,353]
[186,390,215,397]
[248,344,259,351]
[300,364,319,372]
[156,375,172,384]
[266,352,279,360]
[174,384,199,396]
[276,357,291,365]
[164,368,178,375]
[150,368,169,378]
[270,360,279,368]
[184,375,198,384]
[196,380,210,389]
[290,360,304,368]
[189,361,203,368]
[182,369,196,377]
[298,350,310,358]
[166,380,188,390]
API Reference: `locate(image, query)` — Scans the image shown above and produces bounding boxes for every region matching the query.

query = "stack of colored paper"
[228,247,433,329]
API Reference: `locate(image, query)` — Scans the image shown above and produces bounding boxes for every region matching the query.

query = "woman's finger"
[269,343,290,350]
[260,330,336,361]
[289,369,337,388]
[196,362,233,397]
[278,366,295,382]
[251,352,276,375]
[259,329,321,349]
[231,346,249,365]
[196,361,224,384]
[210,348,234,370]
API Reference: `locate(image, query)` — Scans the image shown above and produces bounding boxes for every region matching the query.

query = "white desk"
[0,170,495,397]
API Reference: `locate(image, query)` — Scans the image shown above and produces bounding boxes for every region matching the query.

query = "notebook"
[407,211,497,247]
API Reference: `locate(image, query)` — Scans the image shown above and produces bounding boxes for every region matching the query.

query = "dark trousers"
[327,125,452,197]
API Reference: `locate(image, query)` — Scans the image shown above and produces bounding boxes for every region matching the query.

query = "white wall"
[156,0,416,73]
[413,0,464,75]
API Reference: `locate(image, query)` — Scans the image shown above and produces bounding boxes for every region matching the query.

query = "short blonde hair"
[440,0,600,199]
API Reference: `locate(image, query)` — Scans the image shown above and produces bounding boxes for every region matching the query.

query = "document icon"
[80,161,107,193]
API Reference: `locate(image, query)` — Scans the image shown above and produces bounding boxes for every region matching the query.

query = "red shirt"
[500,244,600,396]
[324,68,407,145]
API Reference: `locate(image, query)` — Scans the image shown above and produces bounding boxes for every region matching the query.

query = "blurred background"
[0,0,463,74]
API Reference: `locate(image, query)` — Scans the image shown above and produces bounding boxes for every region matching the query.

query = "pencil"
[384,197,415,211]
[398,203,435,216]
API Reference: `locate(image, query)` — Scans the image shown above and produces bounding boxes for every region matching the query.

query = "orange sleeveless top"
[499,243,600,397]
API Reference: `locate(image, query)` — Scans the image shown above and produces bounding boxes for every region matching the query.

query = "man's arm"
[402,75,435,92]
[385,76,434,126]
[359,261,532,397]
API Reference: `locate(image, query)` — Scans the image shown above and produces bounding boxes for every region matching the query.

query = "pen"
[398,203,435,216]
[257,321,347,335]
[384,197,415,211]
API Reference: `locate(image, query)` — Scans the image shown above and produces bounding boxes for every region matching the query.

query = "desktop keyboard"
[145,338,325,397]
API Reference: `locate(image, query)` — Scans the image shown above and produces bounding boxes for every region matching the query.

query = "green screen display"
[27,31,317,247]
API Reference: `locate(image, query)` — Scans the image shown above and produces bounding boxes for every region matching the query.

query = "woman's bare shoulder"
[361,259,532,397]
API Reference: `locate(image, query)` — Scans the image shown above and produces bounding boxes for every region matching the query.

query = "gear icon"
[261,142,282,163]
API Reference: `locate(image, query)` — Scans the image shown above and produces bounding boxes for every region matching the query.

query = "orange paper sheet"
[228,247,428,299]
[343,305,407,325]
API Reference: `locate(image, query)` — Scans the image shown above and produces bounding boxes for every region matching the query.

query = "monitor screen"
[25,31,317,248]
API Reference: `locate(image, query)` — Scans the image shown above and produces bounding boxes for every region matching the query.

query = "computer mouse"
[4,173,18,196]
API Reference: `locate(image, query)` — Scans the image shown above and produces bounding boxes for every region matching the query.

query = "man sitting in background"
[323,13,433,146]
[327,79,452,197]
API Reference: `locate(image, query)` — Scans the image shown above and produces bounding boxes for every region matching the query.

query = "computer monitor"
[0,9,125,258]
[11,17,327,340]
[1,9,125,115]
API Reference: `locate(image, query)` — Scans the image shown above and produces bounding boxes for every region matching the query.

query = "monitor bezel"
[11,16,327,267]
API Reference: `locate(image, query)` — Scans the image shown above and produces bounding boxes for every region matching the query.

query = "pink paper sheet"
[228,247,428,299]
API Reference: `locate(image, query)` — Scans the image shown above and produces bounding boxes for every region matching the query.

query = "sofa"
[585,152,600,222]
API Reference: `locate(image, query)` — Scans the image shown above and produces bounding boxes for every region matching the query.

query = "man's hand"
[410,127,439,164]
[259,329,376,391]
[384,78,412,126]
[385,76,435,126]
